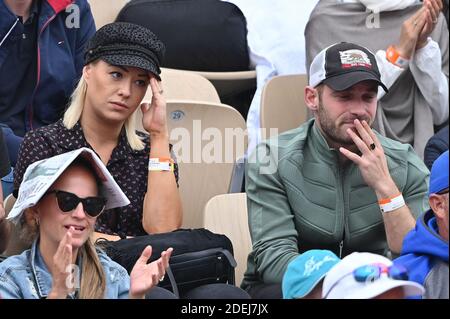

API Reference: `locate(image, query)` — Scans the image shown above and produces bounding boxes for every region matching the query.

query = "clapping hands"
[129,245,173,299]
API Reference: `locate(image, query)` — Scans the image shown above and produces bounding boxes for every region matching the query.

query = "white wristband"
[379,194,405,213]
[148,158,174,171]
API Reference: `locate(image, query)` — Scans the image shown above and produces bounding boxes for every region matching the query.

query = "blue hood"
[395,210,448,296]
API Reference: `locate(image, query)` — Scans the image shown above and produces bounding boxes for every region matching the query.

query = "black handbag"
[96,228,237,297]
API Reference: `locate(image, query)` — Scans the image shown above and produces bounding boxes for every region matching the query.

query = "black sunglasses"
[46,190,106,218]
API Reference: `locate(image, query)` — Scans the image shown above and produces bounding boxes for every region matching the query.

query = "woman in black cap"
[13,22,250,300]
[14,22,182,242]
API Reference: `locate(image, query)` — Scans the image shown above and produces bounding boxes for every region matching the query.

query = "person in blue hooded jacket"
[395,150,449,299]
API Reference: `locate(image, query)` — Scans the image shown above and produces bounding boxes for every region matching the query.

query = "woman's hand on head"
[141,78,169,140]
[129,245,173,299]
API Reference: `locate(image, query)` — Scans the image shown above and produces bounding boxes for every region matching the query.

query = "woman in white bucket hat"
[0,148,172,299]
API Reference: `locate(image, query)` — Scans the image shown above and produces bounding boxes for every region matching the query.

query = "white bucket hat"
[7,147,130,223]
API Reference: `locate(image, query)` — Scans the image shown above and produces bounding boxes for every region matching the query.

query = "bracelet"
[148,157,174,172]
[378,193,405,213]
[386,45,410,68]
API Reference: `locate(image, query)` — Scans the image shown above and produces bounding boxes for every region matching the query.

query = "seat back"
[203,193,252,286]
[193,70,257,100]
[116,0,249,71]
[88,0,130,28]
[142,68,220,104]
[260,74,308,139]
[116,0,256,101]
[162,100,247,229]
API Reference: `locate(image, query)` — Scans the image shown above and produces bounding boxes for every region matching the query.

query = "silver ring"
[370,143,376,151]
[159,275,165,282]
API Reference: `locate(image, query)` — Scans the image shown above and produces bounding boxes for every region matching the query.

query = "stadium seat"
[151,100,248,229]
[142,68,221,104]
[260,74,309,139]
[115,0,256,113]
[88,0,130,29]
[203,193,252,286]
[193,70,256,101]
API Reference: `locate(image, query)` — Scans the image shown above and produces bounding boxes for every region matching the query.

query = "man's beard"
[317,101,371,148]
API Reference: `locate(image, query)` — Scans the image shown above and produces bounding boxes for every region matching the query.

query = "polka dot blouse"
[14,120,179,238]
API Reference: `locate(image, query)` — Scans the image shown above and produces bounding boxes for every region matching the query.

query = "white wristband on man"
[379,193,406,213]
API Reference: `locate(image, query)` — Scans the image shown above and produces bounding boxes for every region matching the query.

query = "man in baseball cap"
[242,41,429,299]
[309,42,388,92]
[395,150,449,299]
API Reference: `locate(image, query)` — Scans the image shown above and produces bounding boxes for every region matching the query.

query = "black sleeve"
[0,129,11,177]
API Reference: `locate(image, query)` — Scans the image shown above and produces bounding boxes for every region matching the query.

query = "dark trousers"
[246,283,282,299]
[146,283,251,299]
[181,283,251,299]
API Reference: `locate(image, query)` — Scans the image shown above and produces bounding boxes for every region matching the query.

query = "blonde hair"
[21,211,106,299]
[63,71,145,151]
[78,238,106,299]
[21,158,108,298]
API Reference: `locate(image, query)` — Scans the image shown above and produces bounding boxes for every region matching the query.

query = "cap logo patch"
[339,49,372,69]
[303,255,338,276]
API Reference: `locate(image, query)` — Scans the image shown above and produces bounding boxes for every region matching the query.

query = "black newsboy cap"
[84,22,165,80]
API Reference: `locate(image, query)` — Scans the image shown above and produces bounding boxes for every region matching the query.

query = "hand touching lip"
[341,116,370,125]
